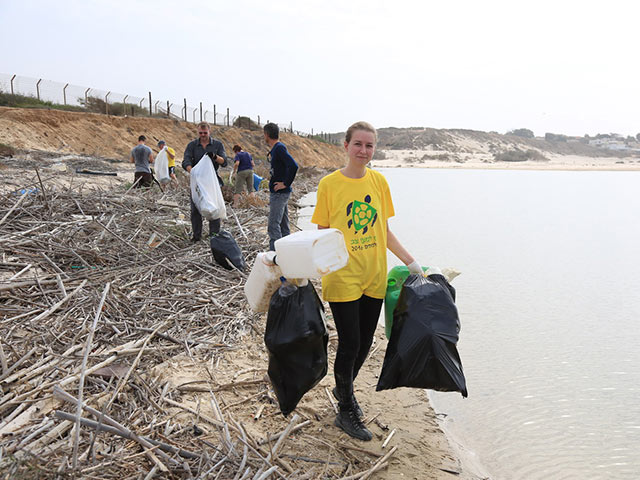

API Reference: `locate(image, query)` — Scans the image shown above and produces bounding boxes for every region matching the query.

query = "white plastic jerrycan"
[244,252,284,313]
[274,228,348,279]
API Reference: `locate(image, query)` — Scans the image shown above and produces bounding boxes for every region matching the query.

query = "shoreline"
[371,150,640,172]
[428,392,493,480]
[297,193,489,479]
[370,161,640,172]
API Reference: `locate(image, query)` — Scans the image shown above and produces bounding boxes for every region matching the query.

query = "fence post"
[10,75,16,95]
[192,108,197,123]
[184,98,187,121]
[226,108,230,126]
[63,83,69,105]
[139,98,144,108]
[36,79,42,100]
[199,102,203,122]
[154,101,159,114]
[105,92,110,115]
[167,101,170,118]
[148,92,152,116]
[290,121,293,133]
[258,115,260,126]
[123,95,128,113]
[213,105,216,125]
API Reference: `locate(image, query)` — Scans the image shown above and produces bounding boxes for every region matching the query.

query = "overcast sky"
[1,0,638,137]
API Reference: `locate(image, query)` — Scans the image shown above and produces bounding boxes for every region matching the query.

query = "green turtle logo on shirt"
[347,195,378,234]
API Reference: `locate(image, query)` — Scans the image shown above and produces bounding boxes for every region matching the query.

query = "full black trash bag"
[265,281,328,416]
[376,273,467,397]
[210,230,245,271]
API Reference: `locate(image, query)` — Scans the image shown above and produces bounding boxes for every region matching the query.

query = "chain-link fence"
[0,73,338,142]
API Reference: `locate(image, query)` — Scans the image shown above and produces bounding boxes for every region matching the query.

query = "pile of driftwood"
[0,168,395,479]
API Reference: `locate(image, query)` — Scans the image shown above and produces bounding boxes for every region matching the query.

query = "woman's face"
[344,130,376,166]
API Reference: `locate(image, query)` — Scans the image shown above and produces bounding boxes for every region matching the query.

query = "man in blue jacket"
[263,123,298,250]
[182,122,228,242]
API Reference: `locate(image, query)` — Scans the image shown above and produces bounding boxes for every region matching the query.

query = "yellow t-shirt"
[311,168,395,302]
[166,146,176,168]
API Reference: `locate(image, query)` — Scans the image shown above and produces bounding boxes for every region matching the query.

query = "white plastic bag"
[190,154,227,220]
[155,147,170,185]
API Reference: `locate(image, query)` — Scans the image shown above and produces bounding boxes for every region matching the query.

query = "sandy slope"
[0,106,345,169]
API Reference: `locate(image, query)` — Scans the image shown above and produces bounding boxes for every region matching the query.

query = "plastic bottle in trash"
[384,265,428,340]
[278,277,298,297]
[274,229,348,279]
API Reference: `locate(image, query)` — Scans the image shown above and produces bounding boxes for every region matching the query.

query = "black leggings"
[330,295,383,410]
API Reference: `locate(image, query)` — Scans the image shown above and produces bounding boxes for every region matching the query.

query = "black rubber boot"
[334,407,372,441]
[332,386,363,418]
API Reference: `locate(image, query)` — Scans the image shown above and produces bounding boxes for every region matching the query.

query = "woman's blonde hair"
[345,121,377,143]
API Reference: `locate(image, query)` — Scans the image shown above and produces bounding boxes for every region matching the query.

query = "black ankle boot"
[335,407,372,441]
[332,387,363,418]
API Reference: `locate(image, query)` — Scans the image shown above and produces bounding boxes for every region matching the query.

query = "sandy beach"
[0,149,484,479]
[371,149,640,171]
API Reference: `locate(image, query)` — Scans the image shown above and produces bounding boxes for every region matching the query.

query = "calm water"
[300,168,640,480]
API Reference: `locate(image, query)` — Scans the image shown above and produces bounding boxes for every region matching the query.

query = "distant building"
[589,136,629,150]
[606,142,629,151]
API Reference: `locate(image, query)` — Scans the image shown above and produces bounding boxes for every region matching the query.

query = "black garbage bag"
[210,230,245,271]
[265,281,328,416]
[376,273,467,397]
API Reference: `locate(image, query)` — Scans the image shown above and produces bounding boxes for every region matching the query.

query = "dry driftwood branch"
[54,386,171,472]
[381,428,397,449]
[31,279,88,323]
[266,413,300,464]
[0,165,394,479]
[72,281,110,470]
[0,191,27,227]
[258,420,312,446]
[0,341,7,375]
[161,397,225,429]
[54,410,200,460]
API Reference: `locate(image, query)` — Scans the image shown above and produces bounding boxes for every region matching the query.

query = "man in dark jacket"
[182,122,228,242]
[263,123,298,250]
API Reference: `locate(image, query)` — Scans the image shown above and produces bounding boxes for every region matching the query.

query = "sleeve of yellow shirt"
[311,177,330,227]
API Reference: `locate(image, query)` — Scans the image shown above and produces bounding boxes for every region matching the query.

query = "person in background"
[263,122,298,250]
[232,144,255,207]
[157,140,177,186]
[311,121,424,441]
[182,122,228,242]
[129,135,154,188]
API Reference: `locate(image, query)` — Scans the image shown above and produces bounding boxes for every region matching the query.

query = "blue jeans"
[268,192,291,250]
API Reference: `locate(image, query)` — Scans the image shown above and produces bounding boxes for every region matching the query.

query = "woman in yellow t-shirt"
[311,121,423,441]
